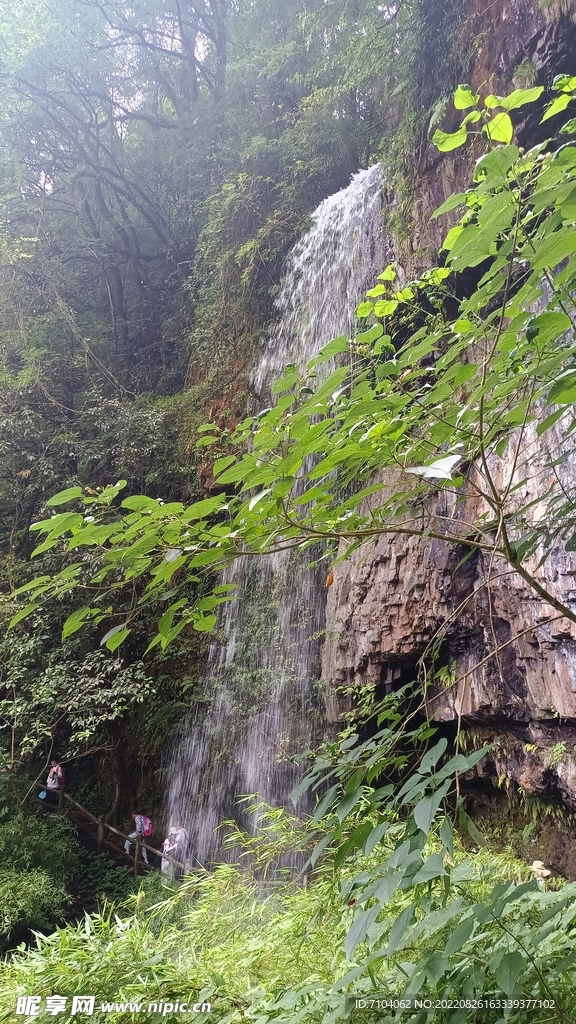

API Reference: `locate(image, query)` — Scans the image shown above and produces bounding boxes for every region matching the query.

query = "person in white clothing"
[161,828,178,877]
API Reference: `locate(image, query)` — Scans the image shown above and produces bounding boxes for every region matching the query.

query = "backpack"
[142,815,154,837]
[50,764,65,786]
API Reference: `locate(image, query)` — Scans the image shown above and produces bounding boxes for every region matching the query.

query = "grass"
[1,807,570,1024]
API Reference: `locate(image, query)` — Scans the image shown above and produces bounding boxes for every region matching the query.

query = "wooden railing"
[36,782,185,875]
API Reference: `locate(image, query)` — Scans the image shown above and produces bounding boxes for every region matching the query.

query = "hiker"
[161,827,178,877]
[124,812,150,865]
[45,759,65,807]
[531,859,552,890]
[173,824,188,877]
[174,824,188,854]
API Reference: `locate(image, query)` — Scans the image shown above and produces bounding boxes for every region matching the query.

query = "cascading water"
[166,164,387,865]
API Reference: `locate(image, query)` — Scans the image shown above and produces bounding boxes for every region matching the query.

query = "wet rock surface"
[321,428,576,806]
[321,0,576,811]
[406,0,576,273]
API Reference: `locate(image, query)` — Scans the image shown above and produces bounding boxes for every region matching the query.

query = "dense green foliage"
[5,1,576,1020]
[2,713,576,1023]
[0,775,159,951]
[0,0,466,813]
[17,81,576,661]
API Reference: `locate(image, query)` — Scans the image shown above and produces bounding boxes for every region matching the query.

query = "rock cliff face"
[407,0,576,271]
[322,468,576,810]
[322,0,576,813]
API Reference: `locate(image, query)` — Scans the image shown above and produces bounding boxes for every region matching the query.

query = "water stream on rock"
[166,164,387,865]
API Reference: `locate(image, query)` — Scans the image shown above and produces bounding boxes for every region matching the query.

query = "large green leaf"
[345,906,381,960]
[453,84,479,110]
[483,112,513,144]
[386,905,415,955]
[413,783,450,834]
[433,126,468,152]
[45,486,83,507]
[495,950,525,995]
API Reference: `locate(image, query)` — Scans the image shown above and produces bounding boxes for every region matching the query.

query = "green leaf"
[192,614,217,632]
[495,950,524,995]
[183,496,228,521]
[291,774,315,807]
[444,915,474,955]
[431,192,467,218]
[452,363,477,386]
[439,816,454,857]
[45,486,83,507]
[433,126,468,152]
[272,369,299,394]
[536,408,565,437]
[552,74,576,93]
[355,301,373,318]
[413,784,449,834]
[374,299,399,317]
[100,624,131,652]
[420,737,448,773]
[528,311,572,344]
[62,606,95,638]
[386,905,415,955]
[121,495,159,512]
[364,822,389,856]
[484,112,514,144]
[30,537,61,558]
[500,86,544,111]
[434,749,487,781]
[542,93,572,122]
[313,785,339,823]
[466,814,486,847]
[337,786,363,821]
[31,512,85,540]
[188,548,226,568]
[430,126,467,152]
[9,603,39,628]
[213,455,236,477]
[473,145,519,183]
[443,224,464,251]
[531,227,576,270]
[334,821,374,868]
[309,832,334,867]
[216,459,252,485]
[411,851,446,884]
[453,84,479,110]
[345,905,381,959]
[11,576,52,596]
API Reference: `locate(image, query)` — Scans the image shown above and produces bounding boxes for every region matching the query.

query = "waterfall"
[166,164,387,866]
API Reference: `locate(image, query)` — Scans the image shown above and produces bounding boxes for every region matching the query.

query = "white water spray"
[166,165,386,864]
